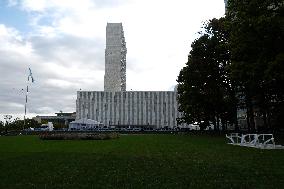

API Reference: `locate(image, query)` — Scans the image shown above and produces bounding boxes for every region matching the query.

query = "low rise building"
[33,112,76,127]
[76,91,185,129]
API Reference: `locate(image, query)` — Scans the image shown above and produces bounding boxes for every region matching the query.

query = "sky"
[0,0,225,121]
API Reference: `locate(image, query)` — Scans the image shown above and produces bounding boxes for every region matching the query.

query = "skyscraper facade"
[76,23,186,129]
[104,23,127,92]
[76,91,182,128]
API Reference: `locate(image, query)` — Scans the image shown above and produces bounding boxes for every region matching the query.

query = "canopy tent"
[69,118,103,130]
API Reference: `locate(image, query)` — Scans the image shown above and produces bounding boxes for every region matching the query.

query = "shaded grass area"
[0,134,283,189]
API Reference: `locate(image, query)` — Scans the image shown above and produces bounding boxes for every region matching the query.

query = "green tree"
[177,0,283,132]
[227,0,284,131]
[7,118,41,131]
[177,18,237,130]
[0,121,4,133]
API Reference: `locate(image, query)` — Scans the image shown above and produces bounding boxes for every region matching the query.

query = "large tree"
[177,18,237,130]
[227,0,284,131]
[177,0,283,132]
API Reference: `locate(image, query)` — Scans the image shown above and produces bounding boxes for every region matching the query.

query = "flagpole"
[24,68,34,131]
[24,85,28,130]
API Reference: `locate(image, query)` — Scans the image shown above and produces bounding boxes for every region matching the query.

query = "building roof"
[55,112,76,116]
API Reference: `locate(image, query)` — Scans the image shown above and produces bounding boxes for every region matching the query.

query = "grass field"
[0,134,283,189]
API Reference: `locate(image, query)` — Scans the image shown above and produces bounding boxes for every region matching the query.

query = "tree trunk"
[221,119,226,131]
[234,108,239,131]
[216,114,220,131]
[246,95,255,132]
[248,105,255,132]
[262,111,268,131]
[213,116,217,131]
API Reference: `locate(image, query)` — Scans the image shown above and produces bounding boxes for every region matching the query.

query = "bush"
[39,133,119,140]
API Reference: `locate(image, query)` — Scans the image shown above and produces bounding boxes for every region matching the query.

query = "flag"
[28,67,35,83]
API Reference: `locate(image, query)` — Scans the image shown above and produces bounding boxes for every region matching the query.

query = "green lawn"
[0,134,283,189]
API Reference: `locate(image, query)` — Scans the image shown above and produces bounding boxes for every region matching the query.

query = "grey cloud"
[0,32,105,116]
[30,35,105,70]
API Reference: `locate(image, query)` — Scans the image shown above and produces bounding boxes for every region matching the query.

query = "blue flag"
[28,68,35,83]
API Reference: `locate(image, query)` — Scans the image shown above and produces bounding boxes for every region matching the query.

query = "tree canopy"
[177,0,284,131]
[177,18,237,130]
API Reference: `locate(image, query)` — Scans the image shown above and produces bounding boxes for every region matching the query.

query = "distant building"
[76,23,185,129]
[104,23,127,92]
[76,91,183,128]
[33,112,76,126]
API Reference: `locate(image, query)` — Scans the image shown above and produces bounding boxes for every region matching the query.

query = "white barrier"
[226,133,242,144]
[226,133,284,149]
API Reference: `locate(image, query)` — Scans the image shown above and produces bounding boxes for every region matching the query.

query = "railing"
[226,133,278,149]
[225,133,242,144]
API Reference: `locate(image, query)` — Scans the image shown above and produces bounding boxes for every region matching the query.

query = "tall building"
[104,23,127,92]
[76,23,185,129]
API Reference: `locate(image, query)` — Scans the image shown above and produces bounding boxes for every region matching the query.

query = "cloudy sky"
[0,0,225,121]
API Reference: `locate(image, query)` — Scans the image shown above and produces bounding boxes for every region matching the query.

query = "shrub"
[39,132,119,140]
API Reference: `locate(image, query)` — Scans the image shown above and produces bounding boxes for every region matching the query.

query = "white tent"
[69,118,103,131]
